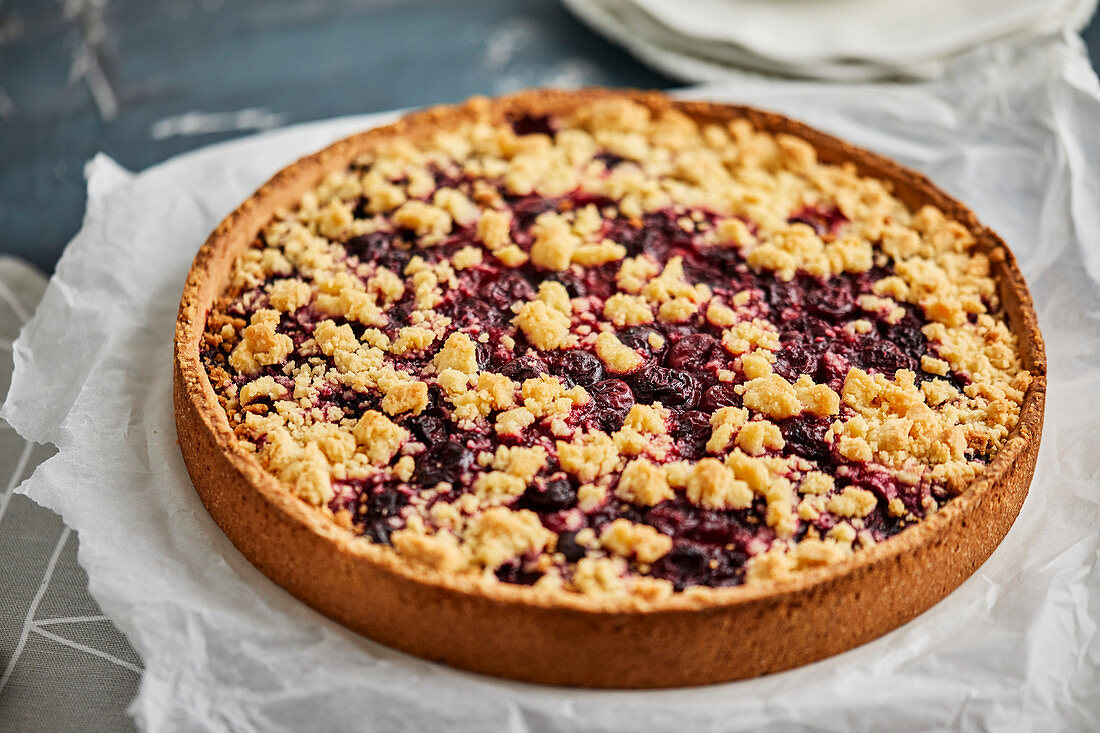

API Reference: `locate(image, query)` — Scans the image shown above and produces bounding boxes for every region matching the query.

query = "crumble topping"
[201,97,1030,597]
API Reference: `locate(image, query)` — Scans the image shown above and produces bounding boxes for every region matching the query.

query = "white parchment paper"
[5,36,1100,732]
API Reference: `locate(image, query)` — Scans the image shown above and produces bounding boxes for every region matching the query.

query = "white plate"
[632,0,1090,64]
[563,0,1096,80]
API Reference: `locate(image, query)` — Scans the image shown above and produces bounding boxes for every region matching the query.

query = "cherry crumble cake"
[175,90,1045,687]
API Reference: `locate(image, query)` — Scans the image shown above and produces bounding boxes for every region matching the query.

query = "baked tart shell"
[174,90,1046,688]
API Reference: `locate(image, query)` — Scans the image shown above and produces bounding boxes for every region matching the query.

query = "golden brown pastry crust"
[174,89,1046,688]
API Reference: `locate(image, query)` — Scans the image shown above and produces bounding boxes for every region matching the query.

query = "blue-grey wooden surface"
[0,2,1098,731]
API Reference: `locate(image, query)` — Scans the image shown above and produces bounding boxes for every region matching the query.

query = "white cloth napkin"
[562,0,1098,81]
[4,37,1100,732]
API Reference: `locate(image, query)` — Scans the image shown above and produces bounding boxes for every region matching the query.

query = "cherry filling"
[202,162,978,593]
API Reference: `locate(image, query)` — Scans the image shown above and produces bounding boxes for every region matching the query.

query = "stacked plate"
[562,0,1097,81]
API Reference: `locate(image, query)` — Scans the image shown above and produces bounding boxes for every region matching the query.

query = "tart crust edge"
[173,88,1047,688]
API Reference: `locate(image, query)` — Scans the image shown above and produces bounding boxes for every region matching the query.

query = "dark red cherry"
[499,355,548,382]
[413,441,473,487]
[665,333,722,372]
[518,476,577,513]
[554,349,605,387]
[778,415,832,464]
[587,378,635,432]
[674,410,712,460]
[629,367,700,409]
[700,383,742,411]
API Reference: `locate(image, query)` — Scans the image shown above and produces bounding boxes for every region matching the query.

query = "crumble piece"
[239,376,288,405]
[393,200,452,244]
[391,525,466,572]
[267,279,312,312]
[715,217,754,247]
[706,301,739,328]
[433,187,478,226]
[617,255,660,293]
[742,374,802,420]
[826,487,878,518]
[433,332,479,374]
[707,406,749,453]
[394,455,415,482]
[686,458,753,510]
[558,431,620,483]
[472,471,527,504]
[529,213,579,270]
[622,403,669,434]
[577,484,608,511]
[603,293,654,327]
[616,458,674,506]
[573,239,627,267]
[570,557,628,595]
[352,410,409,465]
[740,350,773,380]
[464,507,555,569]
[380,379,429,416]
[536,281,572,314]
[521,375,588,418]
[794,376,841,417]
[799,471,835,495]
[514,300,573,351]
[230,309,294,374]
[477,208,512,249]
[746,538,853,583]
[735,420,785,456]
[260,429,332,507]
[451,246,484,270]
[595,332,643,372]
[657,297,699,323]
[600,519,673,563]
[725,449,771,492]
[390,326,436,356]
[722,319,780,355]
[495,407,536,437]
